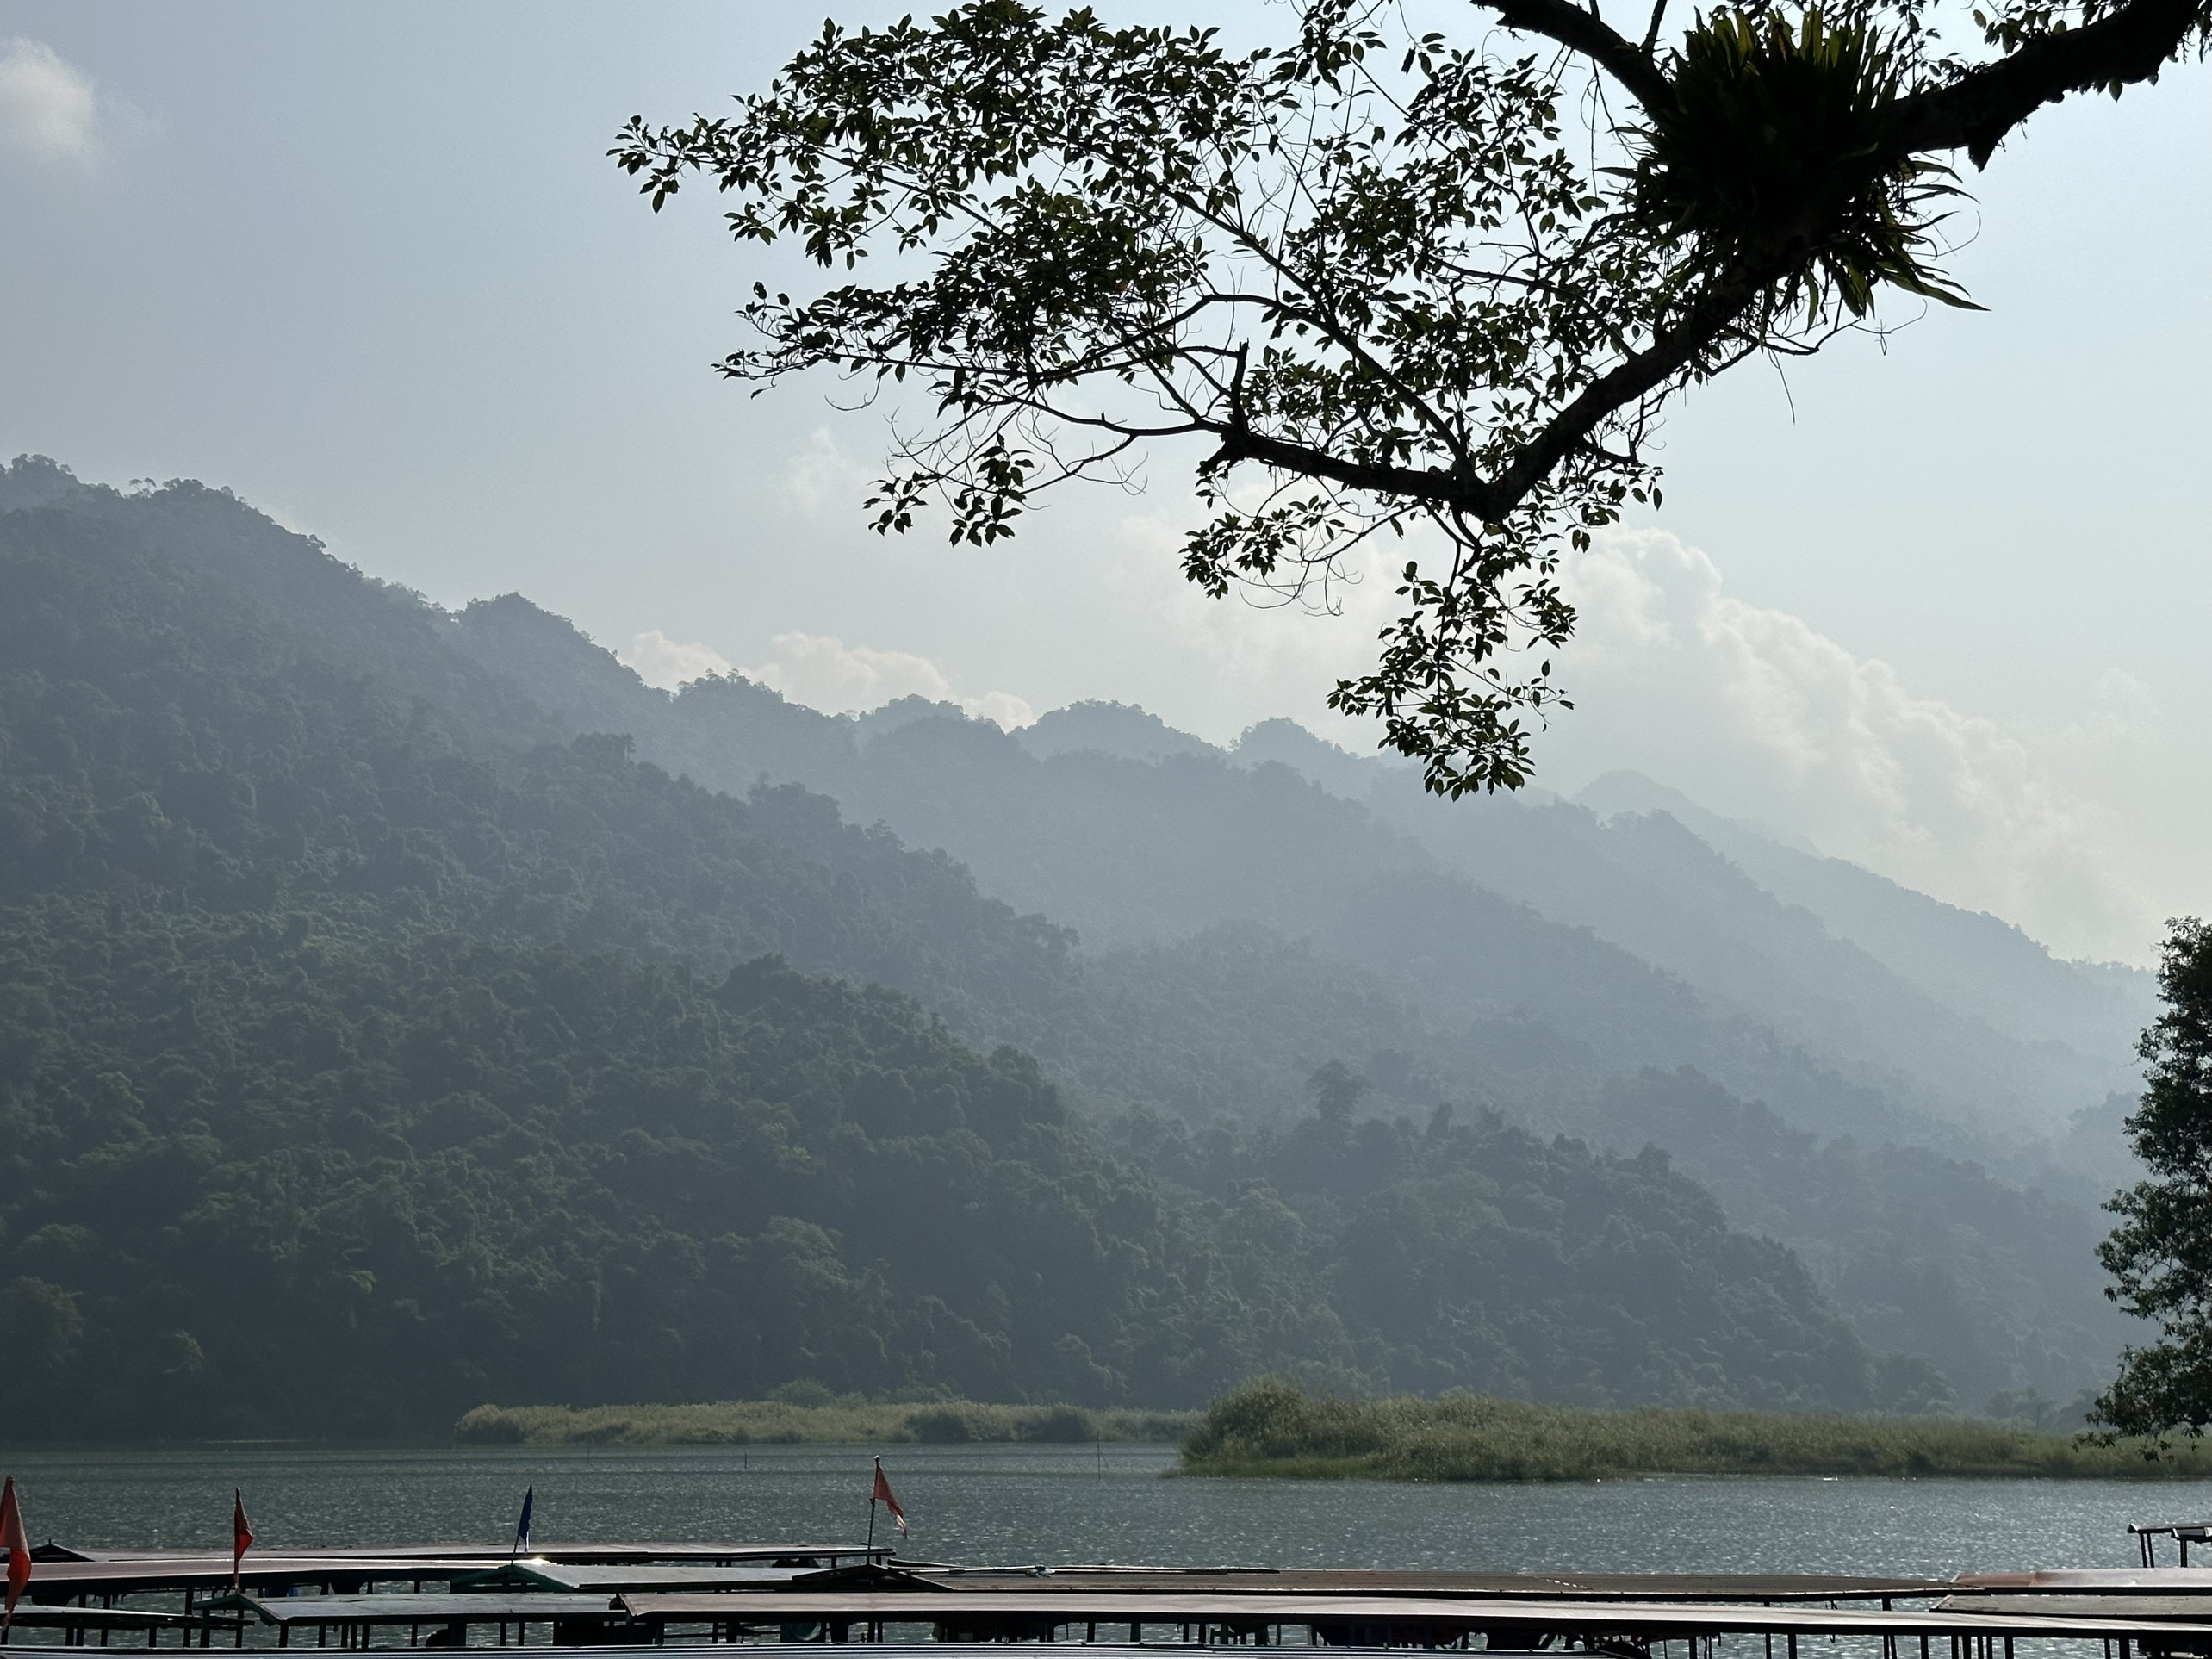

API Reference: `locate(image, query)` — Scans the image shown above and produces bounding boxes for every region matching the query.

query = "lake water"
[1,1443,2206,1579]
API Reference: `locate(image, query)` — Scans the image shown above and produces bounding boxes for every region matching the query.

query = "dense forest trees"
[0,483,1080,1035]
[0,463,1910,1433]
[436,586,2139,1409]
[0,902,1888,1433]
[2094,919,2212,1438]
[1109,1074,1888,1408]
[1,910,1182,1433]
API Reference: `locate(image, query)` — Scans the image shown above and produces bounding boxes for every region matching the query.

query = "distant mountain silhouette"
[1576,768,2153,1065]
[0,456,2141,1416]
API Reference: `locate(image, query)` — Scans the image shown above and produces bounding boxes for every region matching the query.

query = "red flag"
[871,1457,908,1538]
[0,1476,30,1636]
[231,1488,254,1589]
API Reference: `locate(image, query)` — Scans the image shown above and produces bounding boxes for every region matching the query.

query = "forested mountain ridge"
[437,575,2124,1147]
[3,455,2131,1144]
[1058,930,2124,1409]
[0,458,2134,1420]
[1094,708,2135,1140]
[0,455,1964,1151]
[1016,701,2150,1085]
[1572,768,2153,1066]
[0,459,1906,1432]
[426,528,2142,1408]
[1,894,1902,1433]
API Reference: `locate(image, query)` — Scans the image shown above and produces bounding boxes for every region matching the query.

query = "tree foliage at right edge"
[2097,918,2212,1438]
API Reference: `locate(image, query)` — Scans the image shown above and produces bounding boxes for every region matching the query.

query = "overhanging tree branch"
[617,0,2208,794]
[1884,0,2203,165]
[1479,0,1677,107]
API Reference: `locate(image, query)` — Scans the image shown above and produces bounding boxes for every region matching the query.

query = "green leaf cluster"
[1627,9,1977,320]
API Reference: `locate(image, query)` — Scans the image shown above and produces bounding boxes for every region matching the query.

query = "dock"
[5,1544,2212,1655]
[6,1547,888,1605]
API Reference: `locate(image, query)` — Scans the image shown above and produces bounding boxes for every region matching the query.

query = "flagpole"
[1,1475,30,1641]
[867,1455,907,1556]
[231,1488,252,1594]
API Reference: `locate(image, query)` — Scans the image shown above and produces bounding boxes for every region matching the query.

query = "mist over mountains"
[0,457,2147,1432]
[450,576,2148,1159]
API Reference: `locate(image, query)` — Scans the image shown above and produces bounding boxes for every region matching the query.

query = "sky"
[1,2,2206,964]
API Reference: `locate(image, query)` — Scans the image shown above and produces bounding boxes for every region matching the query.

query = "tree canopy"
[614,0,2204,793]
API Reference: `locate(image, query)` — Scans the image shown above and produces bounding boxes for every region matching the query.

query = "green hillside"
[0,463,1903,1435]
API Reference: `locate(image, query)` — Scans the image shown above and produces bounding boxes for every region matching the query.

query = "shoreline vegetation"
[458,1381,2212,1479]
[453,1397,1196,1447]
[1176,1382,2212,1481]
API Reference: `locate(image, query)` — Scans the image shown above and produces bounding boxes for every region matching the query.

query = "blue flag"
[513,1486,534,1558]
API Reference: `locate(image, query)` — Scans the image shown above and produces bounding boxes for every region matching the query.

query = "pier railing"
[2127,1524,2212,1569]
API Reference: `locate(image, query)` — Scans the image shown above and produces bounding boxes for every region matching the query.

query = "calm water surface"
[0,1444,2203,1578]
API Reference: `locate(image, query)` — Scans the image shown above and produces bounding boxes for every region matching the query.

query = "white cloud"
[0,39,113,169]
[783,427,873,522]
[623,629,732,692]
[1545,529,2165,963]
[1089,505,1398,747]
[747,631,1034,728]
[963,688,1037,729]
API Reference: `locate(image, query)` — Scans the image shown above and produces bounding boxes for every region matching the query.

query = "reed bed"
[454,1397,1194,1446]
[1177,1379,2212,1480]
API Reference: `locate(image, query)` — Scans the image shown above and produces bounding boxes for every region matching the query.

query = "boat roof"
[456,1562,820,1593]
[233,1594,624,1626]
[7,1543,880,1596]
[618,1588,2212,1640]
[1940,1594,2212,1621]
[1957,1569,2212,1593]
[916,1569,1944,1602]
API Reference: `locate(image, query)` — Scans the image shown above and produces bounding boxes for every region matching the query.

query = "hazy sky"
[3,2,2207,962]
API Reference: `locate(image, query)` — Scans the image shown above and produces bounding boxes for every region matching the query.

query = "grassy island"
[454,1395,1195,1447]
[1177,1380,2212,1481]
